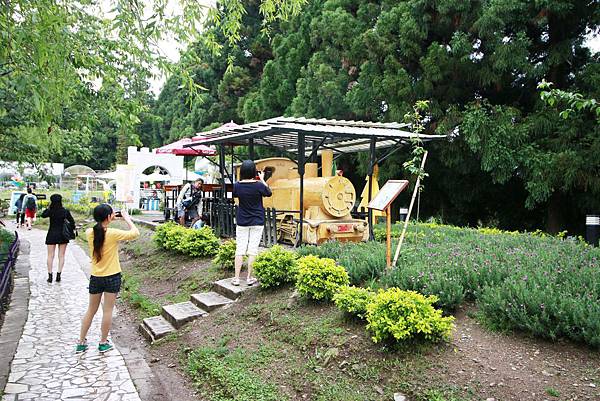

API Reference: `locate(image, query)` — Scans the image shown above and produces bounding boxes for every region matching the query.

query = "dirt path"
[437,306,600,401]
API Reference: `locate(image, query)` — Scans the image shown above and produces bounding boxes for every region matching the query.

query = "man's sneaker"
[75,342,88,353]
[98,342,113,353]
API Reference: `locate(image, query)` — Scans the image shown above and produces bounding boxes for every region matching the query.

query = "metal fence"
[204,198,278,247]
[0,231,20,312]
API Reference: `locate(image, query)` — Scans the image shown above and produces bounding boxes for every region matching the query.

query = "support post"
[184,155,188,183]
[218,144,226,199]
[386,205,392,268]
[311,140,318,163]
[297,133,306,246]
[367,137,376,240]
[392,151,428,268]
[248,138,255,160]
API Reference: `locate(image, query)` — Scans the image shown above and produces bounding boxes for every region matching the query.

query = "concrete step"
[213,278,260,300]
[139,316,176,343]
[161,301,208,329]
[190,291,235,312]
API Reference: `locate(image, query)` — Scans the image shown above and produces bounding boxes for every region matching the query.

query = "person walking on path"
[77,205,139,353]
[22,187,37,230]
[232,160,272,286]
[14,193,26,228]
[41,194,76,283]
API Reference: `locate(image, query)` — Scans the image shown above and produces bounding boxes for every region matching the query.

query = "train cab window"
[263,166,275,181]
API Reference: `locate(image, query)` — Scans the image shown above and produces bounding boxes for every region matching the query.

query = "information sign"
[367,180,409,211]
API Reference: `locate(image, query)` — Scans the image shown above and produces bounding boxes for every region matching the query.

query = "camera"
[114,210,122,218]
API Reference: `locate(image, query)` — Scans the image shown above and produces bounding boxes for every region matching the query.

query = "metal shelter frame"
[183,116,443,244]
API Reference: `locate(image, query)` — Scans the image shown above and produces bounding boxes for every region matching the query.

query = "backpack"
[25,196,36,210]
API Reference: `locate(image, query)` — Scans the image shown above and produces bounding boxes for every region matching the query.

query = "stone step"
[190,291,235,312]
[213,278,260,300]
[161,301,208,329]
[139,316,176,343]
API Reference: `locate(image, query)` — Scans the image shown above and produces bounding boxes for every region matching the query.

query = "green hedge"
[295,255,349,301]
[306,222,600,348]
[297,240,386,285]
[212,240,237,270]
[154,222,219,258]
[253,245,298,288]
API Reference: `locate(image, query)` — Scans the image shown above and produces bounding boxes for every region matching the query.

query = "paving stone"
[213,277,260,299]
[191,291,235,311]
[0,226,143,401]
[4,383,28,394]
[61,388,87,398]
[161,301,208,329]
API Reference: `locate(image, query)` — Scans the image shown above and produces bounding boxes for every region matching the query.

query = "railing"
[205,198,278,247]
[0,231,20,312]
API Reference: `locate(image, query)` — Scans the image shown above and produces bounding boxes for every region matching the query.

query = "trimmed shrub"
[295,255,349,301]
[333,286,375,319]
[154,222,219,257]
[366,288,454,343]
[213,240,237,270]
[253,245,298,288]
[163,224,188,251]
[297,241,387,285]
[177,227,220,257]
[154,222,179,248]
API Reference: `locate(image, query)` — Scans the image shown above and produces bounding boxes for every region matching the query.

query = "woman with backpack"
[22,187,37,230]
[14,193,26,228]
[77,205,139,353]
[41,194,76,283]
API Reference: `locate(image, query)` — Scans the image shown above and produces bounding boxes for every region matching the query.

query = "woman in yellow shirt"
[76,204,139,353]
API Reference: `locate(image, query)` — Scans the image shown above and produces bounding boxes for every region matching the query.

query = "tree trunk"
[546,192,564,234]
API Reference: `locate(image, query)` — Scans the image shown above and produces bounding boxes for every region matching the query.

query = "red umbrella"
[155,138,216,156]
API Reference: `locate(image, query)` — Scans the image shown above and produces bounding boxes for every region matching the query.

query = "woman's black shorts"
[89,273,122,294]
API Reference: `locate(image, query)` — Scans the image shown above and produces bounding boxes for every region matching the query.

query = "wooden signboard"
[367,179,409,268]
[367,180,409,211]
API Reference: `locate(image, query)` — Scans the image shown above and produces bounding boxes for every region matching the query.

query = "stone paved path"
[2,225,142,401]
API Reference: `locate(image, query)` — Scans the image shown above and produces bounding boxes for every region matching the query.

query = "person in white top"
[176,179,203,226]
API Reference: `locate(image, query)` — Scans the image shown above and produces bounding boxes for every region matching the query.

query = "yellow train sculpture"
[237,150,368,245]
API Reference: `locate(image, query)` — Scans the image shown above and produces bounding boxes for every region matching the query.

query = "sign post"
[367,180,409,268]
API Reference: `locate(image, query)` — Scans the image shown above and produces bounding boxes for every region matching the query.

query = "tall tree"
[0,0,305,165]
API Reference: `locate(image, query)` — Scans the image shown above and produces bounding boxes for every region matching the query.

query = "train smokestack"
[322,149,333,177]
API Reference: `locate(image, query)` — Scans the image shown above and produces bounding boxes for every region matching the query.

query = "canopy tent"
[184,116,446,244]
[155,138,216,157]
[184,117,441,155]
[192,121,241,141]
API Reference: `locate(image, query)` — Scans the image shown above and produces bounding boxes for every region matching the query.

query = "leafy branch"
[402,100,429,181]
[538,80,600,121]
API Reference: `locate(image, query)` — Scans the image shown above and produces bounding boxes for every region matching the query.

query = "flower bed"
[301,223,600,347]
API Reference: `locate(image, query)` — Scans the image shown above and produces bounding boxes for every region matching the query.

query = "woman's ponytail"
[92,204,113,262]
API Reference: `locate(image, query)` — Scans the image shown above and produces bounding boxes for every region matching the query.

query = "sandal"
[247,277,257,286]
[232,277,240,286]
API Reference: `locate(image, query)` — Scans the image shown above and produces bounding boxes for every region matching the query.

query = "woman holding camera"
[232,160,272,286]
[76,205,139,353]
[41,194,76,283]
